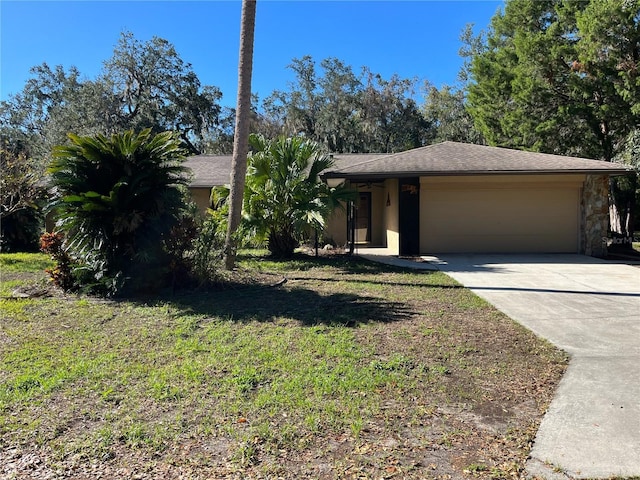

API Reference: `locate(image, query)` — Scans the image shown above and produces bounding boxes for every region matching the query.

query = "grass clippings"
[0,252,567,479]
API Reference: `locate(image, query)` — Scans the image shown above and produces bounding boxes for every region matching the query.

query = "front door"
[399,178,420,255]
[355,192,371,243]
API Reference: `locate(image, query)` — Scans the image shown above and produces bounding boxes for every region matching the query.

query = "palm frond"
[48,129,189,295]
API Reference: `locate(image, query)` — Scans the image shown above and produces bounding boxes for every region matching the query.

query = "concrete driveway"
[430,254,640,479]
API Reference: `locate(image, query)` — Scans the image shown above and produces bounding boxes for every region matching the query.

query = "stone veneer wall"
[581,174,609,257]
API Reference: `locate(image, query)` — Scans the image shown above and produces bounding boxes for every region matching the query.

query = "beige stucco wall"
[324,207,348,247]
[324,182,388,248]
[188,187,212,212]
[420,175,585,253]
[382,179,400,255]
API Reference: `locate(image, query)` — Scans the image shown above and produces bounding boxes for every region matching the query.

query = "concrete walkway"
[359,251,640,479]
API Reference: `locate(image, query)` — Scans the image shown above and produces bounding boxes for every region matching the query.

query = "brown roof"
[184,153,388,187]
[185,142,630,187]
[323,141,631,179]
[184,155,233,187]
[330,153,389,170]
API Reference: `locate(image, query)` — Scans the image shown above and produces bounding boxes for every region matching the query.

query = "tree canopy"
[1,39,484,161]
[0,31,222,160]
[466,0,640,237]
[263,56,431,153]
[422,82,484,145]
[467,0,639,160]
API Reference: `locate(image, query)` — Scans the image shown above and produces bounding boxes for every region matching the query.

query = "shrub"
[40,232,75,290]
[47,129,189,296]
[1,204,44,252]
[0,145,45,252]
[189,209,227,284]
[240,135,354,258]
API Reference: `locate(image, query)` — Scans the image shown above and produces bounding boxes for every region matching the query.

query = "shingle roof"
[184,153,389,187]
[184,155,233,187]
[323,141,631,179]
[330,153,389,170]
[185,142,630,187]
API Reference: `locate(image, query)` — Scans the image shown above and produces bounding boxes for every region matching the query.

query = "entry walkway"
[359,251,640,478]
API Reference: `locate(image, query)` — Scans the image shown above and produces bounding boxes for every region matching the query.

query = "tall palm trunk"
[224,0,257,270]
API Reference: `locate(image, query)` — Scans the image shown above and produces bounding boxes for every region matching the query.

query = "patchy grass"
[0,252,54,273]
[0,252,567,479]
[0,252,55,299]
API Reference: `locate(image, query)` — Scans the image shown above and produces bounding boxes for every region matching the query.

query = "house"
[184,154,234,211]
[185,141,630,257]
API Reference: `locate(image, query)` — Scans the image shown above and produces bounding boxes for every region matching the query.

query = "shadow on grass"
[167,284,414,327]
[284,275,465,290]
[157,253,474,325]
[114,252,477,326]
[239,252,411,275]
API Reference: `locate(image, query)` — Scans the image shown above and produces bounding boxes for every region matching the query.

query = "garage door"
[420,177,581,253]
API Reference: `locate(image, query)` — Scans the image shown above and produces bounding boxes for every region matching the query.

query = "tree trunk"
[609,174,637,249]
[223,0,257,270]
[268,229,298,258]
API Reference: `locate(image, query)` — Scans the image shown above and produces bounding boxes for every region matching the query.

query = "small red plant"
[40,232,75,290]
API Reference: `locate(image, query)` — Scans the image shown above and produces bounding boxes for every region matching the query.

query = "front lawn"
[0,252,567,479]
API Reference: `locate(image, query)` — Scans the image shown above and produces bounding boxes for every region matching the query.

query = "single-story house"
[185,141,630,257]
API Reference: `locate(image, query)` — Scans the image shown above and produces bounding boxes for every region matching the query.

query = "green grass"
[0,252,54,297]
[0,252,54,273]
[0,252,567,478]
[0,295,413,454]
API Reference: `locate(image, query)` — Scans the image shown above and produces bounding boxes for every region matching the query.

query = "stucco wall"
[188,187,212,212]
[324,207,348,247]
[383,178,400,255]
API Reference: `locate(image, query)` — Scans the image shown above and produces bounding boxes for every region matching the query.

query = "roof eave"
[322,169,631,181]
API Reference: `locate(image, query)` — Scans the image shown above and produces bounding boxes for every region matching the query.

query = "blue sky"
[1,1,503,107]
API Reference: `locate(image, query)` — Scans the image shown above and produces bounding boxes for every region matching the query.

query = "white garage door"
[420,177,582,253]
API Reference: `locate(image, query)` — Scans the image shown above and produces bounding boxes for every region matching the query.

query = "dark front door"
[399,178,420,255]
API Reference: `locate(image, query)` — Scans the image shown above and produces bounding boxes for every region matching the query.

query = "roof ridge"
[326,152,394,171]
[334,142,447,173]
[445,141,606,163]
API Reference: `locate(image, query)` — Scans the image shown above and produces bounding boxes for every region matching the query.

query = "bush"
[40,232,75,290]
[189,209,227,283]
[1,204,44,252]
[47,129,189,296]
[235,135,354,258]
[164,203,228,288]
[1,145,45,252]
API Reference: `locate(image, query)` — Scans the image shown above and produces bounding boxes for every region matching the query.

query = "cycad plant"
[242,134,354,258]
[48,129,189,294]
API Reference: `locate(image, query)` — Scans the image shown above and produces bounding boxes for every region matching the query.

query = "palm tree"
[48,129,188,294]
[242,134,354,258]
[224,0,257,270]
